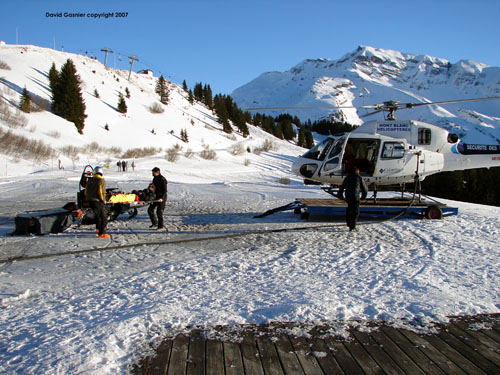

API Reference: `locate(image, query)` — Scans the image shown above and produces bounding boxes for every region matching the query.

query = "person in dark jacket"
[338,166,368,231]
[148,167,168,231]
[84,166,110,238]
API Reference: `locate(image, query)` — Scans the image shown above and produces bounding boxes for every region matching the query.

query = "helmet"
[93,166,104,176]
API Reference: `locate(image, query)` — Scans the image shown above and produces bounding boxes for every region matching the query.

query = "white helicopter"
[251,98,500,194]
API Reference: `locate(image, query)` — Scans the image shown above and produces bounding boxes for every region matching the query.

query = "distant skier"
[338,166,368,231]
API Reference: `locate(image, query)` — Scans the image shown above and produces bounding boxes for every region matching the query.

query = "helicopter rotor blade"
[246,97,500,113]
[403,96,500,109]
[246,105,357,111]
[360,109,384,118]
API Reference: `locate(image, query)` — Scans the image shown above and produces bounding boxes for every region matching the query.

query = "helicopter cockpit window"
[302,138,333,161]
[418,128,431,145]
[382,142,405,159]
[328,137,345,158]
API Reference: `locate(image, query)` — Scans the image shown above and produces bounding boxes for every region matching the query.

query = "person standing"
[338,166,368,231]
[85,166,110,238]
[148,167,168,231]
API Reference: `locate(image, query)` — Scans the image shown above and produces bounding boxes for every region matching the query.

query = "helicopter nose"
[291,158,301,176]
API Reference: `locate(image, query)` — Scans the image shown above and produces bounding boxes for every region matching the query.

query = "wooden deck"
[132,314,500,374]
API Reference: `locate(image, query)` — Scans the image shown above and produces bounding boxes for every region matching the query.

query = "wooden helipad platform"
[132,314,500,374]
[296,198,458,220]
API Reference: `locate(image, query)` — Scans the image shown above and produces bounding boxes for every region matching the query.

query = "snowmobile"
[77,165,154,224]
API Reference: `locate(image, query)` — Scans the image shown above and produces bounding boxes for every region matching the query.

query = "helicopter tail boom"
[442,143,500,172]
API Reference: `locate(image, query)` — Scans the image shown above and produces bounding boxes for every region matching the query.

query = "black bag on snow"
[14,208,74,235]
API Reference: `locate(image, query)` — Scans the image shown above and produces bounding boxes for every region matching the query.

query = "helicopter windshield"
[302,138,334,161]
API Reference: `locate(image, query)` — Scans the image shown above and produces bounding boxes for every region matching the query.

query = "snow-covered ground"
[1,157,499,374]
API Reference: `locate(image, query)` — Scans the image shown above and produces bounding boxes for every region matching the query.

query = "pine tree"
[280,118,295,141]
[48,63,59,93]
[297,127,306,147]
[94,88,100,98]
[125,87,131,99]
[203,84,213,108]
[214,94,231,133]
[155,75,169,105]
[233,108,249,137]
[182,80,188,92]
[305,129,314,149]
[19,86,32,113]
[188,90,194,104]
[193,82,203,102]
[117,93,127,114]
[51,59,87,134]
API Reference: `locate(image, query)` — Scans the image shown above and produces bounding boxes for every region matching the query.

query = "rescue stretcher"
[77,165,154,223]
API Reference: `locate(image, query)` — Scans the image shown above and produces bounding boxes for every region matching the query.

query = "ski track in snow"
[0,172,499,374]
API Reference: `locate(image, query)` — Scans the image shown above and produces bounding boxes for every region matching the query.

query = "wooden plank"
[443,324,500,369]
[223,341,245,375]
[351,330,404,374]
[370,328,426,374]
[132,314,500,375]
[400,329,477,374]
[437,328,500,374]
[307,337,344,374]
[343,334,384,374]
[145,339,173,375]
[206,341,224,375]
[287,335,323,375]
[187,330,205,375]
[324,338,364,374]
[240,330,265,375]
[380,327,446,375]
[256,336,285,375]
[168,334,189,375]
[274,332,304,375]
[451,318,500,358]
[470,316,500,346]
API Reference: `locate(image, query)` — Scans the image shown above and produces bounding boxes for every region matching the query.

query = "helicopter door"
[376,141,406,176]
[321,136,346,174]
[338,139,380,176]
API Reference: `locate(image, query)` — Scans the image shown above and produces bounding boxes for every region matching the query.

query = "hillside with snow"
[0,43,303,178]
[232,45,500,144]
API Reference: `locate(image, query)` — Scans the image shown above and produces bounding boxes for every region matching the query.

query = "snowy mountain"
[0,43,302,177]
[232,45,500,144]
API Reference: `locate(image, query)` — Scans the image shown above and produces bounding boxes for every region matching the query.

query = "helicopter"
[249,97,500,195]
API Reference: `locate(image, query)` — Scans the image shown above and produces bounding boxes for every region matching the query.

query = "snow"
[0,43,500,374]
[1,166,499,374]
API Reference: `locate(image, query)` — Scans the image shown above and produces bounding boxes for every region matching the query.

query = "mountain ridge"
[232,45,500,144]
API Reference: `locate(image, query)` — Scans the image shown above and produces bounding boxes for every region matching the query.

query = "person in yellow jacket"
[84,166,110,238]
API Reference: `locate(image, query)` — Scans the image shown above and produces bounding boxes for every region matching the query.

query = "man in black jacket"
[148,167,168,231]
[338,166,368,231]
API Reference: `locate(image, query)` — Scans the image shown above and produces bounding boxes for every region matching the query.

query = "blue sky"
[2,0,499,95]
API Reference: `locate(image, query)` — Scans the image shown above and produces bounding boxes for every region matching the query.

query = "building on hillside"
[138,69,153,77]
